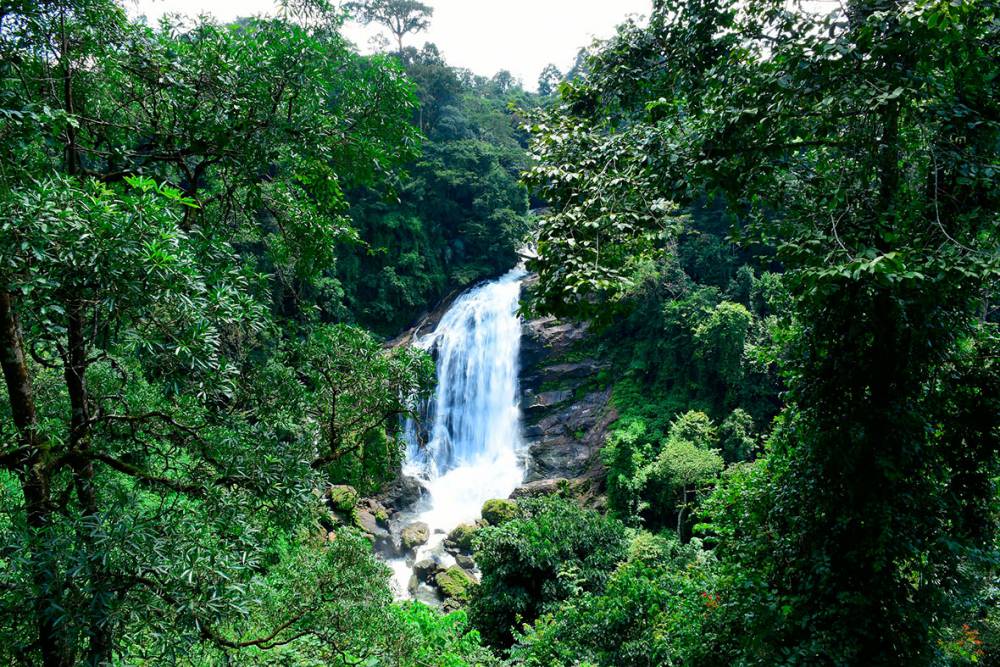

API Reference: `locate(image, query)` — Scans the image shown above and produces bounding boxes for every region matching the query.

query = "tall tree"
[524,0,999,662]
[348,0,434,53]
[537,63,562,96]
[0,2,429,663]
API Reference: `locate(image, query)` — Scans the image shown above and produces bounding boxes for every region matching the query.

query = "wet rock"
[546,361,603,379]
[379,474,428,513]
[355,504,392,543]
[413,559,443,582]
[511,478,569,499]
[481,498,519,526]
[524,390,573,416]
[444,523,477,553]
[435,566,476,603]
[455,554,476,570]
[523,388,617,483]
[401,522,430,551]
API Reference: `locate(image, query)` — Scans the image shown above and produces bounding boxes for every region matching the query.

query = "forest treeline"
[1,0,998,665]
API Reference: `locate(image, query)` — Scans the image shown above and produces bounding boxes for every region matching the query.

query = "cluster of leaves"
[522,0,1000,663]
[468,496,629,651]
[0,2,485,664]
[515,532,717,666]
[335,44,534,334]
[591,233,787,530]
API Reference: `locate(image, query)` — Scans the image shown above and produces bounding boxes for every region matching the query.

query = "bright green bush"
[515,532,717,667]
[392,602,501,667]
[468,497,629,650]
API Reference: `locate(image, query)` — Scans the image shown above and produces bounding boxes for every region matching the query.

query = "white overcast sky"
[127,1,652,90]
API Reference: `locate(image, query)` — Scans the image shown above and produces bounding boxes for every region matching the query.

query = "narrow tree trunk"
[64,301,114,665]
[0,291,68,666]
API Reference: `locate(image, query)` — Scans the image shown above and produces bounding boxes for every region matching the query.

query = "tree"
[0,2,424,663]
[516,534,716,667]
[525,0,999,661]
[348,0,434,53]
[642,411,724,535]
[469,497,628,651]
[301,324,433,494]
[537,64,562,96]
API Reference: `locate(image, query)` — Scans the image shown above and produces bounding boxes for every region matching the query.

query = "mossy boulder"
[481,498,519,526]
[327,485,359,513]
[401,521,430,551]
[435,566,475,603]
[445,523,477,553]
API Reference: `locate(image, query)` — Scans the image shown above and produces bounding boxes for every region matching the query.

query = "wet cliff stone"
[510,478,568,499]
[517,307,617,509]
[444,522,477,553]
[379,474,427,513]
[401,522,430,551]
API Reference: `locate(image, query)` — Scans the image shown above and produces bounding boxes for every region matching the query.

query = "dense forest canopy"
[0,0,997,665]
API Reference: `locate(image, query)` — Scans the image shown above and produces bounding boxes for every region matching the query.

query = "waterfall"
[390,266,528,596]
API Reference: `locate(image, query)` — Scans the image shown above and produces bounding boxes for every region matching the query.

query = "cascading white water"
[389,266,528,597]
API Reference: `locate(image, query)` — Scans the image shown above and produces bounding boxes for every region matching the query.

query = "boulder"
[435,566,476,603]
[442,597,464,613]
[455,554,476,571]
[401,522,430,551]
[327,485,359,513]
[444,523,477,553]
[413,559,443,582]
[481,498,519,526]
[510,478,569,499]
[379,474,427,513]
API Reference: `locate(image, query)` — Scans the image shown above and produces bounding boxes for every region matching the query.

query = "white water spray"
[390,266,527,596]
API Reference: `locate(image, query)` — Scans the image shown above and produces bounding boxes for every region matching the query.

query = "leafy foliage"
[348,0,434,53]
[469,496,629,651]
[525,0,1000,663]
[515,533,717,666]
[336,44,533,333]
[0,2,440,664]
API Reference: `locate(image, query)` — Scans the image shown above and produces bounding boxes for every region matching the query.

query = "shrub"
[469,497,629,650]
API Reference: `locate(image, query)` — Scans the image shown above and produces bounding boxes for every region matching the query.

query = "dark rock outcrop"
[413,558,444,582]
[378,474,427,514]
[518,310,616,506]
[510,478,568,499]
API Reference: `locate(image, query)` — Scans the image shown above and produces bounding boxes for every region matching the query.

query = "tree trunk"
[64,301,114,666]
[0,291,69,666]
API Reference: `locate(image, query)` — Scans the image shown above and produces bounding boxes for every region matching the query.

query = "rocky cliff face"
[517,311,615,508]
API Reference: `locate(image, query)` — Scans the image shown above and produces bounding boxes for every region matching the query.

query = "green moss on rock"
[481,498,519,526]
[435,566,475,603]
[401,522,430,550]
[446,523,477,552]
[327,485,359,513]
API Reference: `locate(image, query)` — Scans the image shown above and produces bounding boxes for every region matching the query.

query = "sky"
[128,1,653,91]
